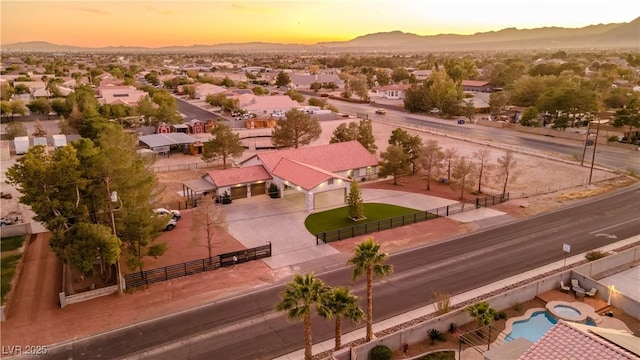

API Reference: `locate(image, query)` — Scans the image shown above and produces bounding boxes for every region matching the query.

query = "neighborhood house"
[183,141,379,212]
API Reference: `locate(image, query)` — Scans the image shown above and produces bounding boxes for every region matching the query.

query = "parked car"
[375,109,387,114]
[153,208,181,220]
[429,108,440,114]
[164,217,177,231]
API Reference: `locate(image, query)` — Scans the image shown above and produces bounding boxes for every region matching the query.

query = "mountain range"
[2,17,639,53]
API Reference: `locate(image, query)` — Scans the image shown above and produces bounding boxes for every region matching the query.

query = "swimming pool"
[506,311,595,343]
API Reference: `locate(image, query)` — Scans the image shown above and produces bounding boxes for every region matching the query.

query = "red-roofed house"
[203,165,273,199]
[193,141,379,211]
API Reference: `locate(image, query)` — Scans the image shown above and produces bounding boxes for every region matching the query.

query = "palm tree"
[275,273,330,360]
[322,286,364,351]
[346,237,393,342]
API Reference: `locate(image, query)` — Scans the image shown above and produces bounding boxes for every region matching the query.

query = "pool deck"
[536,289,609,313]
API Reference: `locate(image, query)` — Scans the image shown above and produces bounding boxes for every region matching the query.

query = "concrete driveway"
[224,188,461,269]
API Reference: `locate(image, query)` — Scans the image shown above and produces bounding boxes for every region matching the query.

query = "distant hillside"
[2,18,638,53]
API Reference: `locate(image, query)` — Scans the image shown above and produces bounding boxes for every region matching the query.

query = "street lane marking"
[589,218,639,234]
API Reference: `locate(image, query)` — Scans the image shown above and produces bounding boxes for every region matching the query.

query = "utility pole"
[588,120,604,185]
[580,121,591,166]
[106,178,124,294]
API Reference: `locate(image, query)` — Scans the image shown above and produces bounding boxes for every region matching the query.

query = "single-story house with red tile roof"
[203,165,273,199]
[186,141,379,212]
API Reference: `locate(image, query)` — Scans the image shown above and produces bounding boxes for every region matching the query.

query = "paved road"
[331,101,640,174]
[174,97,223,122]
[39,184,640,360]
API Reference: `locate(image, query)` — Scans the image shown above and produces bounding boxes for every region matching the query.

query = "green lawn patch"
[1,253,22,305]
[305,203,420,235]
[1,235,26,252]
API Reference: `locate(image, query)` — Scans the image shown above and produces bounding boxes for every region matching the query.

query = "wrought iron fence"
[315,193,508,244]
[124,243,272,289]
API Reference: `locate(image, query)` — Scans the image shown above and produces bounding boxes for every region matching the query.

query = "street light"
[607,284,616,305]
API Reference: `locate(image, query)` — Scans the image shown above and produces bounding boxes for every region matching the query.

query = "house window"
[328,178,334,185]
[352,169,360,177]
[366,166,375,175]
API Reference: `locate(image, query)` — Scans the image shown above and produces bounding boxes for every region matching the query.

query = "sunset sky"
[1,0,636,48]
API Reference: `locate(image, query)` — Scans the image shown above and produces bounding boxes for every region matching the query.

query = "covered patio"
[138,133,197,155]
[181,178,216,206]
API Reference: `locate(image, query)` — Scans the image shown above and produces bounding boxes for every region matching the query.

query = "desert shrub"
[494,311,507,320]
[466,301,496,327]
[586,250,606,261]
[512,302,522,312]
[427,328,446,345]
[448,322,458,334]
[433,290,451,315]
[221,190,232,204]
[608,135,620,142]
[267,183,280,198]
[369,344,392,360]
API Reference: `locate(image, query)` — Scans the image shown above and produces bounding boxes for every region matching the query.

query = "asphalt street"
[37,184,640,360]
[331,101,640,174]
[174,97,224,122]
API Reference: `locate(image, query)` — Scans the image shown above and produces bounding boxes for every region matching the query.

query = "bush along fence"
[124,243,272,289]
[315,193,509,244]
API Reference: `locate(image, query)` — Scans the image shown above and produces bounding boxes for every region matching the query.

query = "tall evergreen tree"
[271,109,321,149]
[202,123,245,169]
[347,180,364,220]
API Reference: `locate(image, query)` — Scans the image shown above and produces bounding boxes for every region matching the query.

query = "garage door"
[230,185,248,199]
[251,183,266,196]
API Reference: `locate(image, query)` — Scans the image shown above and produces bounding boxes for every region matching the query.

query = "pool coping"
[502,302,601,342]
[502,307,546,342]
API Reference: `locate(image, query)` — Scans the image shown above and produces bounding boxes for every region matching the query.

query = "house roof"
[204,165,272,187]
[291,74,315,86]
[518,321,639,360]
[247,141,378,174]
[271,158,350,190]
[462,80,491,87]
[182,178,217,193]
[243,95,300,112]
[138,133,196,148]
[378,84,411,91]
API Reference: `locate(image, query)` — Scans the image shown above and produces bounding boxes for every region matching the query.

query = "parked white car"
[164,217,177,231]
[153,208,181,220]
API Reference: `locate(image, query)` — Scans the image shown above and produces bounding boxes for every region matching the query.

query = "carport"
[138,133,197,155]
[182,178,217,205]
